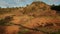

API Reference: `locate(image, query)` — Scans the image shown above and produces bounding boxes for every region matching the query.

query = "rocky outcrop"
[23,1,56,17]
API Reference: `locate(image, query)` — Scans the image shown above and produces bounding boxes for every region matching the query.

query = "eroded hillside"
[0,1,60,34]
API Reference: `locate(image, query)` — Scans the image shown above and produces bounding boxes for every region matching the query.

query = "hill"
[0,1,60,34]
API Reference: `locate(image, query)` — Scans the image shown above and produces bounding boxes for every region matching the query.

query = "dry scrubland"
[0,1,60,34]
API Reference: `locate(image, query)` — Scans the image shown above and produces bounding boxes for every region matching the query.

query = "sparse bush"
[18,29,29,34]
[50,30,60,34]
[0,16,13,25]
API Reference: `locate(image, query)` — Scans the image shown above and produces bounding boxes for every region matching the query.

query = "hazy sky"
[0,0,60,8]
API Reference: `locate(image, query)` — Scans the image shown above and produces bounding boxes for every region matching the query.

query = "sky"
[0,0,60,8]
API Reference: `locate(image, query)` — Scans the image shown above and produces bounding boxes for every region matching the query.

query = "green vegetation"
[51,4,60,13]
